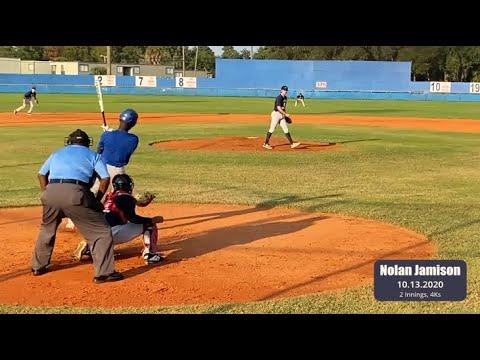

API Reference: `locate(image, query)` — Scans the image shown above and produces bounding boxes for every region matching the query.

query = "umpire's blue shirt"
[39,145,109,183]
[98,130,139,167]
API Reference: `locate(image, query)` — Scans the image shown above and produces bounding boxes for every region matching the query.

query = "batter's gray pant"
[91,164,125,196]
[32,183,116,277]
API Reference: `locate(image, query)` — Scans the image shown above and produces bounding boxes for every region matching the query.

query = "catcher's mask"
[112,174,134,193]
[65,129,93,147]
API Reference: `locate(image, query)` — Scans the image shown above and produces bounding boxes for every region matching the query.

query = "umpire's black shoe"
[32,267,48,276]
[93,271,124,284]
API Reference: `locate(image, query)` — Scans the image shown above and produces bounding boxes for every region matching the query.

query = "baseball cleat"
[13,110,17,115]
[143,252,165,265]
[262,143,273,150]
[72,240,90,261]
[291,142,301,149]
[27,113,32,116]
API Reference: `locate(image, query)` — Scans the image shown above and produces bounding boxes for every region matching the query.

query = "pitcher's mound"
[150,136,338,152]
[0,203,433,309]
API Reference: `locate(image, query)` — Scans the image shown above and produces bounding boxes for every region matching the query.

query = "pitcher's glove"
[285,116,293,124]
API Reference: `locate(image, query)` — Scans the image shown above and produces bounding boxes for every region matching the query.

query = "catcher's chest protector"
[103,190,132,224]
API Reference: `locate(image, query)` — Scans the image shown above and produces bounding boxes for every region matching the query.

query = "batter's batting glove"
[101,125,113,132]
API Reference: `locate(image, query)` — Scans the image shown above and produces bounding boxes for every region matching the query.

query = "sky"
[209,46,260,56]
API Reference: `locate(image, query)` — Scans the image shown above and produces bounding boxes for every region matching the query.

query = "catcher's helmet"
[119,108,138,128]
[32,86,37,90]
[112,174,134,193]
[281,85,288,91]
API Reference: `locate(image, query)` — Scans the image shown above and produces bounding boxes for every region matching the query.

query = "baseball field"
[1,94,479,313]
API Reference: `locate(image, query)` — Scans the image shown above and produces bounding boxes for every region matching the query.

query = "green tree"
[63,46,100,62]
[185,46,216,73]
[13,46,45,60]
[240,48,251,59]
[221,46,242,59]
[110,46,147,64]
[145,46,182,65]
[0,46,16,58]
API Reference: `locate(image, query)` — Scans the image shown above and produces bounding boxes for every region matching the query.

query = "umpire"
[32,129,123,284]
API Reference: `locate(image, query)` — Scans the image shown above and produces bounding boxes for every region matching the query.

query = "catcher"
[73,174,165,265]
[262,85,300,150]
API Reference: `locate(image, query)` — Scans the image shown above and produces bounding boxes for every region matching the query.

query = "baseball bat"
[95,80,107,127]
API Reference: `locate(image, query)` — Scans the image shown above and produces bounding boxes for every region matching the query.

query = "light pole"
[107,46,111,75]
[182,46,185,77]
[194,46,199,77]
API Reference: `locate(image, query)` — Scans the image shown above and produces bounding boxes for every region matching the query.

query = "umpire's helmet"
[112,174,134,193]
[119,109,138,128]
[65,129,93,147]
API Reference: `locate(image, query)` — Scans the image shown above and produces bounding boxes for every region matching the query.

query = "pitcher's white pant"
[269,111,289,134]
[15,99,34,114]
[65,164,125,229]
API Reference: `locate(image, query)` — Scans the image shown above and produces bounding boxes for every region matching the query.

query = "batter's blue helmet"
[119,109,138,127]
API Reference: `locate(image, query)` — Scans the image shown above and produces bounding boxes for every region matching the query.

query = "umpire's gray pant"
[32,183,116,277]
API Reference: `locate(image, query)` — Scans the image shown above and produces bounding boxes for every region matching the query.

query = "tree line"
[253,46,480,82]
[2,46,479,81]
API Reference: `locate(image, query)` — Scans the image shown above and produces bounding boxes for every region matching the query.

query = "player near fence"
[14,86,38,115]
[295,92,306,107]
[262,85,301,150]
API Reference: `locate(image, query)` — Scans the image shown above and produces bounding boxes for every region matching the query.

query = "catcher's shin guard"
[143,224,159,254]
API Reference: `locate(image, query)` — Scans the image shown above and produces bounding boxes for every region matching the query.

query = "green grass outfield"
[1,93,480,314]
[2,92,480,118]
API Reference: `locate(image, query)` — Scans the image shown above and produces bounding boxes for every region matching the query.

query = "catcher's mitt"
[285,116,293,124]
[142,191,156,200]
[136,191,157,204]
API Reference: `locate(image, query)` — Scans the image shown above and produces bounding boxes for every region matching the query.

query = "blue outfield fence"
[2,59,480,101]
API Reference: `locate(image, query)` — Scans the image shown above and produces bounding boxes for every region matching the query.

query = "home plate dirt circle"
[0,203,434,308]
[150,136,339,152]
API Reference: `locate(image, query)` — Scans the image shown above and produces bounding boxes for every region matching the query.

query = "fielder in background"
[262,85,301,150]
[295,92,306,107]
[14,86,38,115]
[65,108,140,230]
[73,174,165,265]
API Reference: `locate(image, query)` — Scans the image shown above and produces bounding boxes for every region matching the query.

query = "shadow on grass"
[258,240,431,301]
[428,219,480,238]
